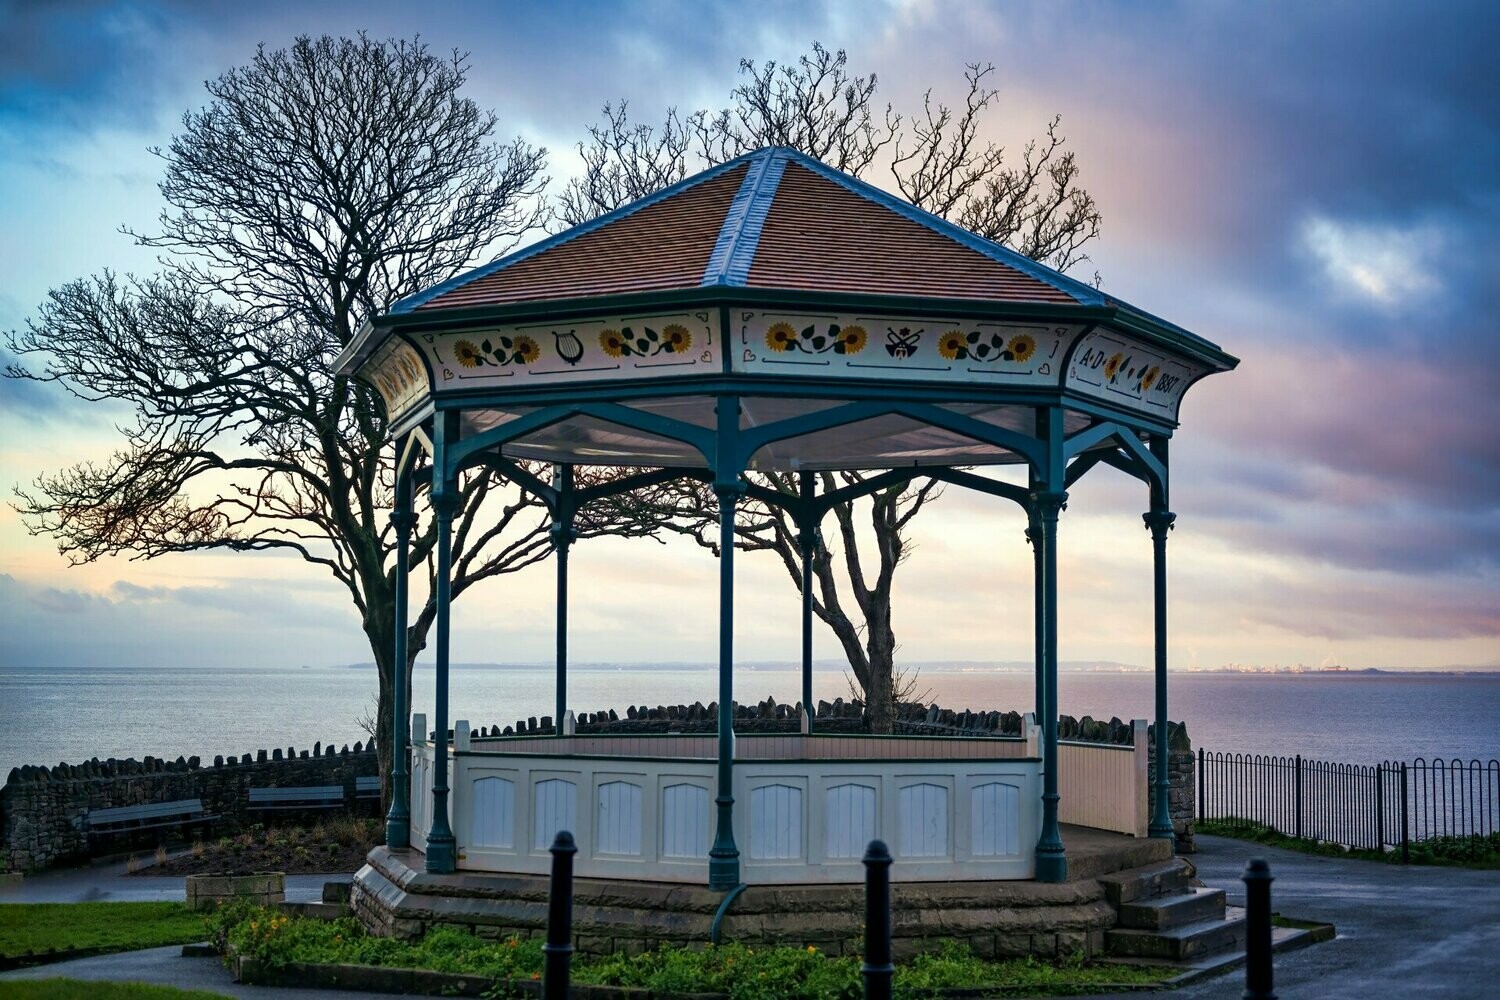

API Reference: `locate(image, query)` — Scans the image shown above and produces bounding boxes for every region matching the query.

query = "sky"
[0,0,1496,674]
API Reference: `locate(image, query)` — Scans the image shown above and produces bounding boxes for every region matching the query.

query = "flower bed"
[210,904,1175,999]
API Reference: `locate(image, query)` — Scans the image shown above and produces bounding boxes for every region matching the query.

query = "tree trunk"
[865,594,897,734]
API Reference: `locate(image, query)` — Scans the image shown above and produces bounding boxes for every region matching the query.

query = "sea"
[2,664,1498,780]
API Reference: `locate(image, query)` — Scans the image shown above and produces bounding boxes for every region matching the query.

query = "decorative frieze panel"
[735,310,1080,388]
[360,306,1210,428]
[406,311,721,396]
[1065,328,1206,420]
[367,337,430,421]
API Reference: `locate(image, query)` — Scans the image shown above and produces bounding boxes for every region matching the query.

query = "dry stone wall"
[0,741,378,873]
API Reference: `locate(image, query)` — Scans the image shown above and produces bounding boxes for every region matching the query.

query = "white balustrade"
[437,735,1040,883]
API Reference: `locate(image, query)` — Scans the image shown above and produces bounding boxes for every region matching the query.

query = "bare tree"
[4,34,653,803]
[555,102,694,230]
[571,46,1103,731]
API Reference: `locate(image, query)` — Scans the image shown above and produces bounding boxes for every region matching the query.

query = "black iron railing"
[1199,750,1500,859]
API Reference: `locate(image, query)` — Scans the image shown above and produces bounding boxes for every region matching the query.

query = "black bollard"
[862,839,894,1000]
[543,830,577,1000]
[1241,857,1275,1000]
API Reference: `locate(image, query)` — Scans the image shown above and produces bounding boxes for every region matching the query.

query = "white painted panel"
[468,776,515,849]
[824,783,876,859]
[533,778,577,850]
[970,781,1020,856]
[661,783,710,859]
[898,782,949,857]
[596,781,643,856]
[750,784,803,860]
[1058,741,1143,836]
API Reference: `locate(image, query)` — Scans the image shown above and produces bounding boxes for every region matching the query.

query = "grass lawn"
[0,903,206,961]
[1199,819,1500,869]
[0,982,229,999]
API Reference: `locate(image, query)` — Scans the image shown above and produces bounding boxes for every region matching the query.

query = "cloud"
[1299,215,1445,307]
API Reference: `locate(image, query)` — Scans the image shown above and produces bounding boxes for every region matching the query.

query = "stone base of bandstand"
[352,826,1175,960]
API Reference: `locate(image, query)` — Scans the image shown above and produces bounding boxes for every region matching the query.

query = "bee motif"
[885,326,922,359]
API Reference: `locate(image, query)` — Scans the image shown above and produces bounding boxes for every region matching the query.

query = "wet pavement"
[3,835,1497,997]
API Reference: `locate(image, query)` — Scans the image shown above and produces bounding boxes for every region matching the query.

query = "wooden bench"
[247,785,345,812]
[354,776,381,801]
[84,799,217,843]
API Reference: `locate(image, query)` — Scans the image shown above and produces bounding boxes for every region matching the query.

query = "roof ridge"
[777,148,1106,307]
[389,150,761,315]
[700,149,789,286]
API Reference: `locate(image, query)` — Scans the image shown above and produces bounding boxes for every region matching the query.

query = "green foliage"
[1200,819,1500,869]
[0,982,230,1000]
[573,941,860,999]
[213,908,1171,999]
[214,905,542,979]
[0,902,206,961]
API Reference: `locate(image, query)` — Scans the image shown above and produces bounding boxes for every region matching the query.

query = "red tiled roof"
[405,149,1087,314]
[744,163,1077,303]
[418,163,749,311]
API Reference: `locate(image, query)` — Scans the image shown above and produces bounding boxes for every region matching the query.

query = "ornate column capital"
[1030,490,1069,517]
[429,488,460,519]
[1143,510,1178,536]
[389,508,416,535]
[713,477,747,504]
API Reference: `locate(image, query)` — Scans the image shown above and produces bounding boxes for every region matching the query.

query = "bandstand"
[336,147,1236,916]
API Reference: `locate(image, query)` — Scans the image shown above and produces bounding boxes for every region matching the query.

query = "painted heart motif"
[743,349,757,362]
[1038,363,1051,375]
[442,368,454,381]
[695,311,709,322]
[742,311,754,321]
[700,351,713,362]
[422,334,435,344]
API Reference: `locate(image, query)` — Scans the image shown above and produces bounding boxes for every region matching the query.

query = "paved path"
[4,836,1498,997]
[0,945,380,999]
[1085,833,1500,999]
[0,856,349,904]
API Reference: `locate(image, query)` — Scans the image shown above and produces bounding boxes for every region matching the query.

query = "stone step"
[1098,858,1193,906]
[1117,887,1226,931]
[1106,906,1247,961]
[278,900,348,921]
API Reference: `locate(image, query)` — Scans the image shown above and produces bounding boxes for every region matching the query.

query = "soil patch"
[131,817,379,877]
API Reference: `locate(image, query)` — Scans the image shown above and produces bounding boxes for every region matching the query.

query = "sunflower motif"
[765,321,797,352]
[453,339,484,369]
[1103,352,1125,382]
[1007,333,1037,364]
[661,323,693,354]
[937,329,969,361]
[835,324,868,355]
[1139,365,1160,392]
[511,335,540,365]
[599,329,626,358]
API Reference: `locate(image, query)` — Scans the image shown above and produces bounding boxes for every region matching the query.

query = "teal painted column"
[709,398,742,890]
[1144,508,1176,839]
[552,465,575,735]
[1146,435,1175,842]
[1026,494,1043,725]
[425,416,460,874]
[385,469,414,850]
[1032,488,1068,882]
[798,471,816,732]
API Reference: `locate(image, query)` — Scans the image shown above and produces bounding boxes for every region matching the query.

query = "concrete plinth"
[352,826,1174,960]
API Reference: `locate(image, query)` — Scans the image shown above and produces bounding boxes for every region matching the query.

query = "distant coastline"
[327,660,1500,677]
